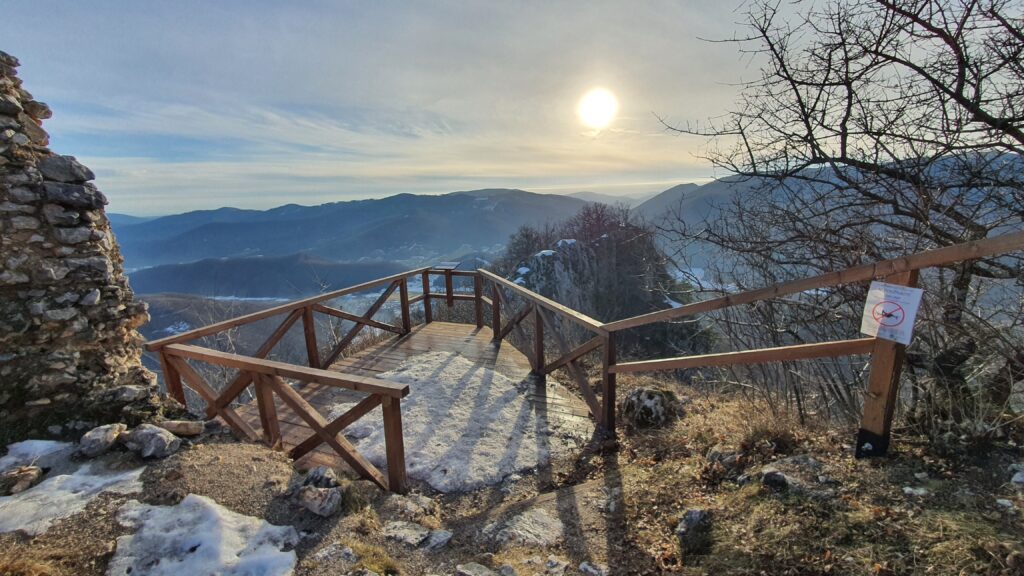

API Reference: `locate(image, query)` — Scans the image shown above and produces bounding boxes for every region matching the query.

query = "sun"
[577,88,618,130]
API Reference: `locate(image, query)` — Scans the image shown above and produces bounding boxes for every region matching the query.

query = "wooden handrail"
[478,268,608,335]
[604,230,1024,332]
[610,338,875,373]
[145,267,430,350]
[162,343,409,398]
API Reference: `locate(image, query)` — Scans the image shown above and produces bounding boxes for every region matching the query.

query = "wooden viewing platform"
[144,230,1024,492]
[235,321,593,471]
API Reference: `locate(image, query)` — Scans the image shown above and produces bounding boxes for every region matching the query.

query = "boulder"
[78,423,127,457]
[296,485,342,517]
[122,423,181,459]
[383,520,431,547]
[456,564,499,576]
[675,508,712,553]
[0,465,43,495]
[156,420,204,437]
[619,388,681,429]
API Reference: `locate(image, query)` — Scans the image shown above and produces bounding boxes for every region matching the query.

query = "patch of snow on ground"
[517,266,531,275]
[324,352,592,493]
[0,439,72,469]
[160,320,193,335]
[664,296,683,309]
[535,249,556,257]
[108,494,298,576]
[556,239,577,247]
[0,440,144,535]
[514,277,527,285]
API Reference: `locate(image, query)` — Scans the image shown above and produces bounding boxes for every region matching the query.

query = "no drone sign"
[860,281,924,345]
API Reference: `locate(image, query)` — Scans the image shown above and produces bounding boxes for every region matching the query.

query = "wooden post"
[445,269,454,308]
[421,271,432,324]
[532,306,544,375]
[399,278,411,334]
[254,374,282,449]
[158,351,186,405]
[491,282,501,341]
[473,274,484,328]
[302,306,320,368]
[381,396,407,493]
[856,270,919,458]
[601,333,617,432]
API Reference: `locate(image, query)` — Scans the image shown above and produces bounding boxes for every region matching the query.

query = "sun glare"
[577,88,618,130]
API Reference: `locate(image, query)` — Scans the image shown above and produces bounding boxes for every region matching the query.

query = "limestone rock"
[456,564,498,576]
[544,556,569,575]
[312,542,359,564]
[156,420,204,437]
[38,155,95,183]
[303,465,341,489]
[383,520,431,547]
[675,508,712,553]
[620,388,681,429]
[122,423,181,458]
[79,423,127,457]
[380,492,437,520]
[297,485,342,517]
[485,507,564,547]
[0,465,43,495]
[422,528,453,551]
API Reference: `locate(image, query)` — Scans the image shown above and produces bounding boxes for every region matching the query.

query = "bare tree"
[664,0,1024,437]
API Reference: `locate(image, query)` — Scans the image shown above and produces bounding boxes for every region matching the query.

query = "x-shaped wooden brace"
[166,356,261,441]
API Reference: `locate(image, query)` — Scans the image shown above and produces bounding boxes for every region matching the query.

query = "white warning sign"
[860,281,924,345]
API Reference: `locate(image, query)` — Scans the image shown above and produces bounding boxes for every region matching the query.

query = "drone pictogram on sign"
[871,301,906,327]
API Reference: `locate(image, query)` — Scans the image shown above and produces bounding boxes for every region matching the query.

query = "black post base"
[854,428,890,458]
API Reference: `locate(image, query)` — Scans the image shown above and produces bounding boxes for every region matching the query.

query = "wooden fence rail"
[146,230,1024,476]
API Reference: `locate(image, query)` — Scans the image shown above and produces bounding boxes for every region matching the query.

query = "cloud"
[4,0,747,215]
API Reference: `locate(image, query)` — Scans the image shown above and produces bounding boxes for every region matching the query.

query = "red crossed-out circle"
[871,301,905,327]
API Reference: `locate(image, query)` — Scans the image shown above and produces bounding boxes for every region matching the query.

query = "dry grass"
[0,552,61,576]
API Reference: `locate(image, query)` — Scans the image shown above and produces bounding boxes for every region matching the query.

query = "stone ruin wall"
[0,50,155,430]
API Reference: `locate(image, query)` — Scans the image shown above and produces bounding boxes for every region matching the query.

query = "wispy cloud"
[3,0,747,215]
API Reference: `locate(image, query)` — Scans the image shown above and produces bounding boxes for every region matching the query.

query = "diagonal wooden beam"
[312,303,402,334]
[321,281,400,368]
[539,308,602,420]
[497,300,534,341]
[289,394,382,460]
[266,375,388,489]
[544,336,603,374]
[206,309,302,418]
[167,356,261,441]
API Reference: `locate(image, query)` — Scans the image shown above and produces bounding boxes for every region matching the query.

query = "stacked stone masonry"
[0,50,153,424]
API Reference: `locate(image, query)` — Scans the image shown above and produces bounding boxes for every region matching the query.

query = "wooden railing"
[145,230,1024,475]
[146,268,429,492]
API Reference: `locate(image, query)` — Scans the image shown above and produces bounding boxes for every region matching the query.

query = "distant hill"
[114,189,587,269]
[107,213,156,227]
[567,190,656,206]
[129,253,407,298]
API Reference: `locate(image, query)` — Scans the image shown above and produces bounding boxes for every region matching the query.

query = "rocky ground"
[1,384,1023,575]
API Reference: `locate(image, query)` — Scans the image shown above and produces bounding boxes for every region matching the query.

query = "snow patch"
[0,440,72,469]
[664,296,683,309]
[108,494,298,576]
[513,277,527,285]
[160,320,193,335]
[0,440,144,535]
[556,239,577,247]
[535,250,556,257]
[516,266,531,275]
[322,352,592,493]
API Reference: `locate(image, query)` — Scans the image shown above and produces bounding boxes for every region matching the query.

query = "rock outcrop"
[0,50,154,427]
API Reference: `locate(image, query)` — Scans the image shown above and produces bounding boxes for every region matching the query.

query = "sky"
[3,1,753,215]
